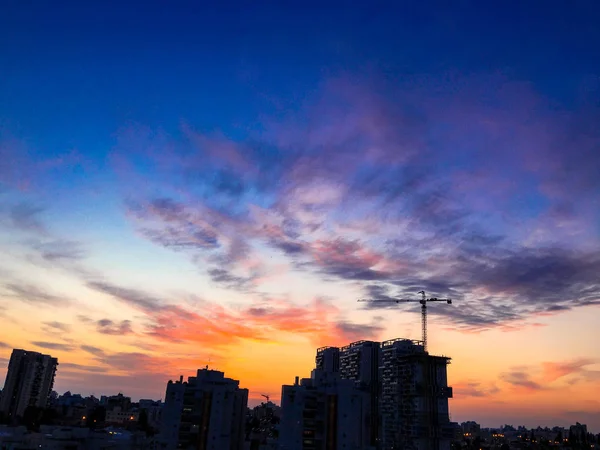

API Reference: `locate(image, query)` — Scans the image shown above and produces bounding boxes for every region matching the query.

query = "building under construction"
[311,339,456,450]
[380,338,455,450]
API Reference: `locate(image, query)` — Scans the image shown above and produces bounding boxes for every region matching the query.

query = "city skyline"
[0,345,598,435]
[1,0,599,433]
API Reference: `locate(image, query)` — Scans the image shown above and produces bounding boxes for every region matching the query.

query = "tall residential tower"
[159,368,248,450]
[0,349,58,419]
[380,338,454,450]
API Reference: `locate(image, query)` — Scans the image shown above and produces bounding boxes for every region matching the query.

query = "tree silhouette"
[86,406,106,429]
[555,431,563,444]
[138,409,152,435]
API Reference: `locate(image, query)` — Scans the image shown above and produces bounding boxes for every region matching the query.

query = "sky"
[1,0,600,431]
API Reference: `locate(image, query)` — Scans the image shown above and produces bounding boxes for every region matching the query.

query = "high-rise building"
[315,346,339,373]
[158,368,248,450]
[315,341,381,448]
[0,349,58,419]
[306,338,456,450]
[339,340,381,448]
[279,369,372,450]
[380,338,454,450]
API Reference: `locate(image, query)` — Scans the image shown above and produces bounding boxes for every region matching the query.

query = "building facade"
[380,338,454,450]
[0,349,58,419]
[287,338,456,450]
[339,340,381,448]
[279,369,372,450]
[159,369,248,450]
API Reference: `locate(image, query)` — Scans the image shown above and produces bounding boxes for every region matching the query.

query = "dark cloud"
[206,268,251,291]
[0,341,10,349]
[501,371,545,391]
[80,345,106,357]
[31,341,74,351]
[10,203,47,234]
[358,245,600,330]
[32,239,86,262]
[96,319,133,335]
[246,307,269,317]
[2,282,68,306]
[129,198,220,250]
[270,238,307,255]
[471,248,600,304]
[335,321,384,341]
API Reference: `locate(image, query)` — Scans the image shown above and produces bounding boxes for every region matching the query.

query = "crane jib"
[356,290,453,352]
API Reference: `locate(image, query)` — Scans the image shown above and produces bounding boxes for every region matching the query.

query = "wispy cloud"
[42,321,72,333]
[31,341,74,351]
[541,358,600,383]
[2,282,69,306]
[453,381,501,398]
[80,345,106,357]
[501,370,545,392]
[59,362,109,373]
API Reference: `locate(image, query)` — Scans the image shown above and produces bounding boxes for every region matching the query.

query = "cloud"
[80,345,106,357]
[86,280,162,311]
[541,359,600,383]
[310,238,390,281]
[2,282,69,306]
[453,381,501,398]
[128,198,220,250]
[96,319,133,335]
[85,278,360,348]
[97,352,160,372]
[31,341,74,351]
[501,371,545,392]
[206,268,251,291]
[42,321,71,333]
[59,362,109,373]
[9,203,47,234]
[31,239,86,262]
[105,73,600,334]
[0,341,10,349]
[334,321,384,342]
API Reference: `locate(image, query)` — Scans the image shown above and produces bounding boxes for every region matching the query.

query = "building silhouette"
[279,369,372,450]
[339,340,381,447]
[159,368,248,450]
[281,338,455,450]
[380,338,454,450]
[0,349,58,419]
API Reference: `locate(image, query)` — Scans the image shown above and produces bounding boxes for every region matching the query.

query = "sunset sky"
[1,0,599,431]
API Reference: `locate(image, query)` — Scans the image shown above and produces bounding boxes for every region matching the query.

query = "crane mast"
[357,290,452,352]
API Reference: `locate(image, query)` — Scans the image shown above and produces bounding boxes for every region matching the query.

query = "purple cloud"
[102,73,600,331]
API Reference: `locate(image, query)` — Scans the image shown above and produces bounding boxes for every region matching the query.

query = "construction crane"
[261,394,270,403]
[357,290,452,352]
